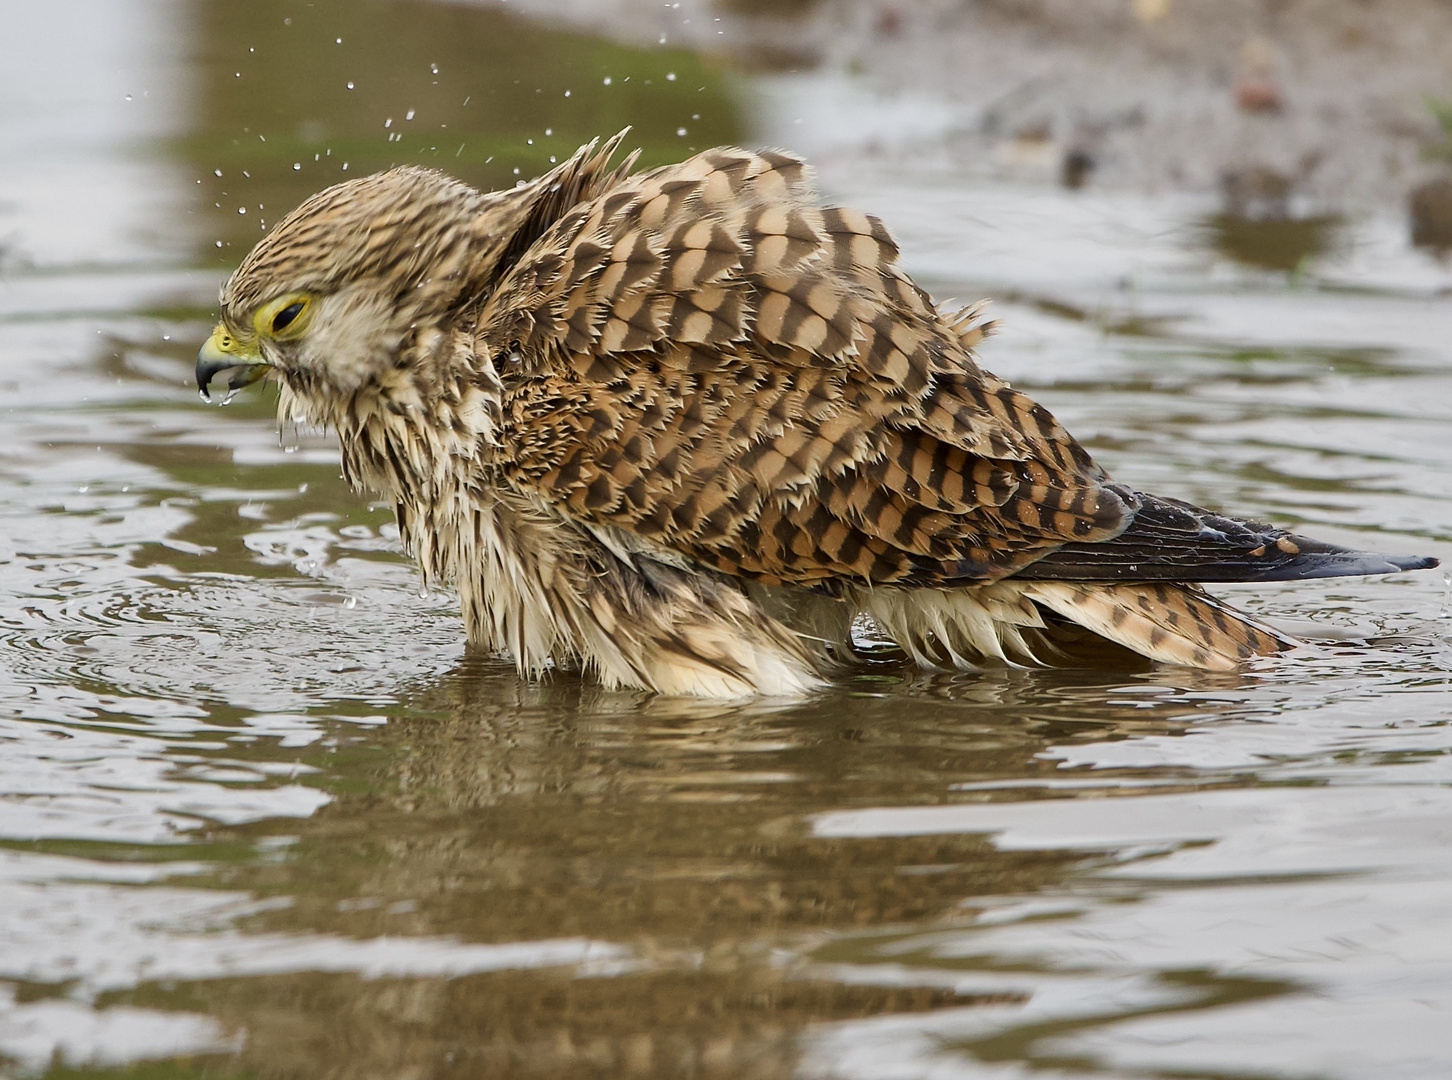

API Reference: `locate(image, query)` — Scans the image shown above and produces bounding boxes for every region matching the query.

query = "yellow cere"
[202,322,256,362]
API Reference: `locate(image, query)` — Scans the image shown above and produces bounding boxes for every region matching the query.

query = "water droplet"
[221,388,240,406]
[335,37,342,44]
[293,162,301,170]
[384,117,393,128]
[78,486,88,493]
[346,81,355,90]
[602,76,612,85]
[544,127,552,136]
[215,240,223,247]
[214,169,223,177]
[344,596,358,610]
[564,89,571,98]
[677,128,687,137]
[666,72,676,81]
[405,109,415,121]
[124,94,133,102]
[238,207,246,214]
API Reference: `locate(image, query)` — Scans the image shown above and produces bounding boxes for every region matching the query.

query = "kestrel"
[197,134,1437,696]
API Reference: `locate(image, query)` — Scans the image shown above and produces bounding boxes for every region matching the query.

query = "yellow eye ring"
[254,293,314,339]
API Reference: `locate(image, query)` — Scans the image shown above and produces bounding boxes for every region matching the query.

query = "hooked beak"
[196,323,268,400]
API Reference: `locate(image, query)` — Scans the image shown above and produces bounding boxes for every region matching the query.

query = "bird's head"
[198,133,638,421]
[197,165,496,411]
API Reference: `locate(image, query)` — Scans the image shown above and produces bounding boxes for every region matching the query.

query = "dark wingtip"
[1389,553,1440,572]
[1016,490,1443,585]
[1245,550,1439,582]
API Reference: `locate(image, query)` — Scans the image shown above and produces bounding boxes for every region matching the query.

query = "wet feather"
[205,134,1437,696]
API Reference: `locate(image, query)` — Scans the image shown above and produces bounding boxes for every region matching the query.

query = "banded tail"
[1021,581,1286,671]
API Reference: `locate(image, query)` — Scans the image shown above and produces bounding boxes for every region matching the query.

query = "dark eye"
[271,301,306,332]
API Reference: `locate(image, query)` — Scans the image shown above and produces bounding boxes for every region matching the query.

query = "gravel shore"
[477,0,1452,212]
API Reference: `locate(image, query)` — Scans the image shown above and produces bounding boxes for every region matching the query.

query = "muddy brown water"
[2,2,1451,1077]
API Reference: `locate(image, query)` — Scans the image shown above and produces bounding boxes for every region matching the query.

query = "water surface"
[1,2,1451,1077]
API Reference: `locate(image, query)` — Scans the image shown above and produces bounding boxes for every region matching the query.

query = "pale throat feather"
[279,340,590,675]
[281,332,502,559]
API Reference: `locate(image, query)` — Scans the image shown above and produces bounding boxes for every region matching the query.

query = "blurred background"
[3,1,1452,1077]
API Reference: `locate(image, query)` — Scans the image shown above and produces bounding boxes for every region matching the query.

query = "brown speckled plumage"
[199,134,1435,695]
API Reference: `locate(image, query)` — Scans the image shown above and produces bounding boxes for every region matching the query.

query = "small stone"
[1409,176,1452,251]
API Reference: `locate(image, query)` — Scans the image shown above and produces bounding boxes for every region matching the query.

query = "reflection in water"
[1202,213,1342,273]
[94,662,1264,1078]
[0,0,1451,1077]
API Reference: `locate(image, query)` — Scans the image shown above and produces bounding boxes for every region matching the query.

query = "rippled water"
[2,2,1451,1077]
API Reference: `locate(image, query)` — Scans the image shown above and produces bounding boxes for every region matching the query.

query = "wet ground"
[2,1,1452,1077]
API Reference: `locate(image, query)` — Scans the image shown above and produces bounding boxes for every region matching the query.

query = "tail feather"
[1021,581,1289,671]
